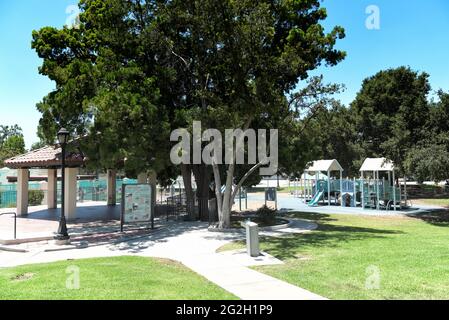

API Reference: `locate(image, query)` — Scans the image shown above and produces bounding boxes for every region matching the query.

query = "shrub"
[28,190,44,206]
[255,205,277,224]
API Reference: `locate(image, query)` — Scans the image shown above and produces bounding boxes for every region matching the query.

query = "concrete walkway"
[0,219,324,300]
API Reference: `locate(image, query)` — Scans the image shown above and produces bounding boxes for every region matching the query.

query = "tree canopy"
[350,66,430,173]
[0,125,25,166]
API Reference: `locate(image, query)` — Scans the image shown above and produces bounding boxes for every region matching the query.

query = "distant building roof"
[305,159,343,172]
[4,146,85,169]
[359,158,394,172]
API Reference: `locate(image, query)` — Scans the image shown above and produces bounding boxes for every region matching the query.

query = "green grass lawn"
[0,256,237,300]
[218,212,449,299]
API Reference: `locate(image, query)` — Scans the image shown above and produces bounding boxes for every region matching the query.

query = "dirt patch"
[294,254,312,261]
[11,272,35,282]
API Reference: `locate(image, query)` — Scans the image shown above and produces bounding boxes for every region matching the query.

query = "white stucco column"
[17,168,29,216]
[107,169,117,206]
[137,172,147,184]
[64,167,77,220]
[47,169,57,209]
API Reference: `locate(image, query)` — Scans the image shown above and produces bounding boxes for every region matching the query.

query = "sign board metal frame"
[120,183,154,232]
[264,187,278,210]
[238,187,248,211]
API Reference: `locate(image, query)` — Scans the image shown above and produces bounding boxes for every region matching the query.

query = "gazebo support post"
[107,169,117,206]
[327,170,331,206]
[47,169,57,209]
[64,167,78,220]
[17,168,29,216]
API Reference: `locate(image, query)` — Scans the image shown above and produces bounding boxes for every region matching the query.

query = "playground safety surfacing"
[247,193,439,217]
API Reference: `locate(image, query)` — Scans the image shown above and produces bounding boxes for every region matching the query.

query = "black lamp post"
[54,128,70,242]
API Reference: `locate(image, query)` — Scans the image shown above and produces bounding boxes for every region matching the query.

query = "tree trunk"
[219,162,235,228]
[192,164,211,222]
[181,164,196,220]
[212,163,223,224]
[213,117,255,229]
[214,161,265,229]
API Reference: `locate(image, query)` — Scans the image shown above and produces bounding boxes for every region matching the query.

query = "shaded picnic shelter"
[4,146,119,220]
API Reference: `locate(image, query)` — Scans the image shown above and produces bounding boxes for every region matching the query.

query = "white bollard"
[246,221,260,257]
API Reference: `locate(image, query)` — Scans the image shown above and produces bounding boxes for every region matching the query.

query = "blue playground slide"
[308,190,324,207]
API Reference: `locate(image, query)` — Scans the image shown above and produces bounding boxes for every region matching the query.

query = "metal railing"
[0,212,16,239]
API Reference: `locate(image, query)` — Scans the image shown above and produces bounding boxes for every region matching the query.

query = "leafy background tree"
[403,90,449,184]
[0,125,25,166]
[350,66,430,174]
[404,144,449,184]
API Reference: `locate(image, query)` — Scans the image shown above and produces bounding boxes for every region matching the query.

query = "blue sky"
[1,0,449,148]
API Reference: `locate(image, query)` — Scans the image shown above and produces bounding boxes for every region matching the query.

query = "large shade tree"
[350,66,431,174]
[158,0,345,228]
[404,90,449,183]
[0,125,25,166]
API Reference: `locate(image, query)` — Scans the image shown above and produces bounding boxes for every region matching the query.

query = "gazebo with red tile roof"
[4,146,87,218]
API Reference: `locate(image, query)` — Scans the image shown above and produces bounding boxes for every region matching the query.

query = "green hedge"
[28,190,44,206]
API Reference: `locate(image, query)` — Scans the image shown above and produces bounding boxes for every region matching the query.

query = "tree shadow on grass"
[258,213,404,260]
[406,209,449,227]
[284,212,338,223]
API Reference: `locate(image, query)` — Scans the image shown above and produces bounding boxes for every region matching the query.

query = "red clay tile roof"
[4,146,85,169]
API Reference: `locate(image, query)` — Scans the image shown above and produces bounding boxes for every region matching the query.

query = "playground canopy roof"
[304,159,343,173]
[301,172,326,180]
[359,158,394,172]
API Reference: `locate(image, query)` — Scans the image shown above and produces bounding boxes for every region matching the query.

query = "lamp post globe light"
[54,128,70,244]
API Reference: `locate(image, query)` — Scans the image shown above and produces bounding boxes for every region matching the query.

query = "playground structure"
[302,160,343,207]
[296,158,408,211]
